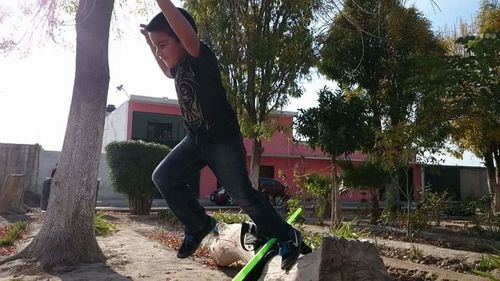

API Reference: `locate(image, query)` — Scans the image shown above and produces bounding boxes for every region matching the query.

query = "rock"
[205,222,253,267]
[491,268,500,279]
[260,236,389,281]
[208,223,390,281]
[0,174,26,214]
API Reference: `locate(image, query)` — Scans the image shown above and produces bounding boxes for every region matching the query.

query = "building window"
[147,121,173,141]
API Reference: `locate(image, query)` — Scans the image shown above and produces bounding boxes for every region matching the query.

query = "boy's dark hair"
[146,8,197,41]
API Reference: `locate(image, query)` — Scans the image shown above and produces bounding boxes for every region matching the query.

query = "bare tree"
[0,0,114,269]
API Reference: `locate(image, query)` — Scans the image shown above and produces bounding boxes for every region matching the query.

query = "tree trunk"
[15,0,114,270]
[369,188,380,224]
[494,150,500,213]
[250,138,263,190]
[331,157,341,226]
[485,152,499,212]
[128,194,153,215]
[485,152,496,195]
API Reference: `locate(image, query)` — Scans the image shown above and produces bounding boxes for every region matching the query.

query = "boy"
[142,0,301,271]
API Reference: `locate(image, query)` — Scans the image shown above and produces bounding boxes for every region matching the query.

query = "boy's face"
[149,31,187,68]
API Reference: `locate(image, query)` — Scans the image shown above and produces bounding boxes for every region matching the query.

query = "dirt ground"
[0,210,493,281]
[0,210,237,281]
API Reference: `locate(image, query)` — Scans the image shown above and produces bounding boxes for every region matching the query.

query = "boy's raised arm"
[156,0,200,57]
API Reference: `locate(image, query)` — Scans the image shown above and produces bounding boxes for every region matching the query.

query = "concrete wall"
[460,167,489,200]
[0,143,40,193]
[37,149,125,201]
[102,102,129,153]
[36,150,60,193]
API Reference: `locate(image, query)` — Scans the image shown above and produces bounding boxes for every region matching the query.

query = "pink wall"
[127,100,181,140]
[125,99,422,202]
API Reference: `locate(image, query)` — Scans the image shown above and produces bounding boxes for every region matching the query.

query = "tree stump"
[208,223,390,281]
[0,174,26,214]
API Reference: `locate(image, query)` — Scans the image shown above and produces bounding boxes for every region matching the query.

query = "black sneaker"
[177,217,217,259]
[278,228,301,271]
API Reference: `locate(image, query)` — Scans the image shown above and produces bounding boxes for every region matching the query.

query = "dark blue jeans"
[152,135,293,241]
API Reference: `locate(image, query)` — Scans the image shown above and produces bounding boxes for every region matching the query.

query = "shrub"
[158,209,180,225]
[419,189,450,226]
[409,207,432,236]
[106,141,170,215]
[213,210,249,224]
[329,220,369,239]
[299,227,323,250]
[471,254,500,279]
[94,212,117,236]
[286,197,303,219]
[300,173,332,224]
[444,201,476,217]
[0,221,28,246]
[379,208,400,227]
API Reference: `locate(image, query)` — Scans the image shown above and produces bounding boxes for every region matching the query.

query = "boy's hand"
[140,24,151,44]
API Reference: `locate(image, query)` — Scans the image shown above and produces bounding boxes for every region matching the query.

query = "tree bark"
[128,194,153,215]
[484,152,499,212]
[11,0,114,270]
[331,156,341,226]
[491,150,500,212]
[369,188,380,224]
[485,152,496,195]
[250,138,263,190]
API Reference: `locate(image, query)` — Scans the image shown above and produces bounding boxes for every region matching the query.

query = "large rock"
[0,174,26,214]
[208,223,390,281]
[260,236,389,281]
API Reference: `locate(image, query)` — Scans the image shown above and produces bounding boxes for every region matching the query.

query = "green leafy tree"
[337,158,391,224]
[184,0,318,188]
[295,87,372,226]
[445,0,499,211]
[410,0,499,211]
[318,0,446,212]
[106,141,170,215]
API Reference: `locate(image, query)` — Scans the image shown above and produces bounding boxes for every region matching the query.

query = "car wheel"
[228,196,236,206]
[273,195,284,206]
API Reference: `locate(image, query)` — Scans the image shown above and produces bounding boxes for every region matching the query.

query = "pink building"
[103,95,422,202]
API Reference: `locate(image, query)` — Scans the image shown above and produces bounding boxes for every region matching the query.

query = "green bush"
[158,209,180,225]
[287,197,303,219]
[213,210,249,224]
[299,227,323,250]
[302,173,332,224]
[106,141,170,215]
[444,201,476,217]
[379,208,400,227]
[409,207,432,235]
[471,254,500,280]
[0,221,28,246]
[329,220,369,239]
[419,190,450,226]
[94,212,117,236]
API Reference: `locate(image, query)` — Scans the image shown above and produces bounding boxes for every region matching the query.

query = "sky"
[0,0,484,166]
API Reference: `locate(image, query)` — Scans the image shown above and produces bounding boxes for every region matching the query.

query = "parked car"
[209,177,290,206]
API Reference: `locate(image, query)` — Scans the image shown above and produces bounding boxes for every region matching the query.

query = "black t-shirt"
[170,42,241,143]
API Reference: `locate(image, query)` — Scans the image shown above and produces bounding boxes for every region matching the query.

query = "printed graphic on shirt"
[175,64,203,130]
